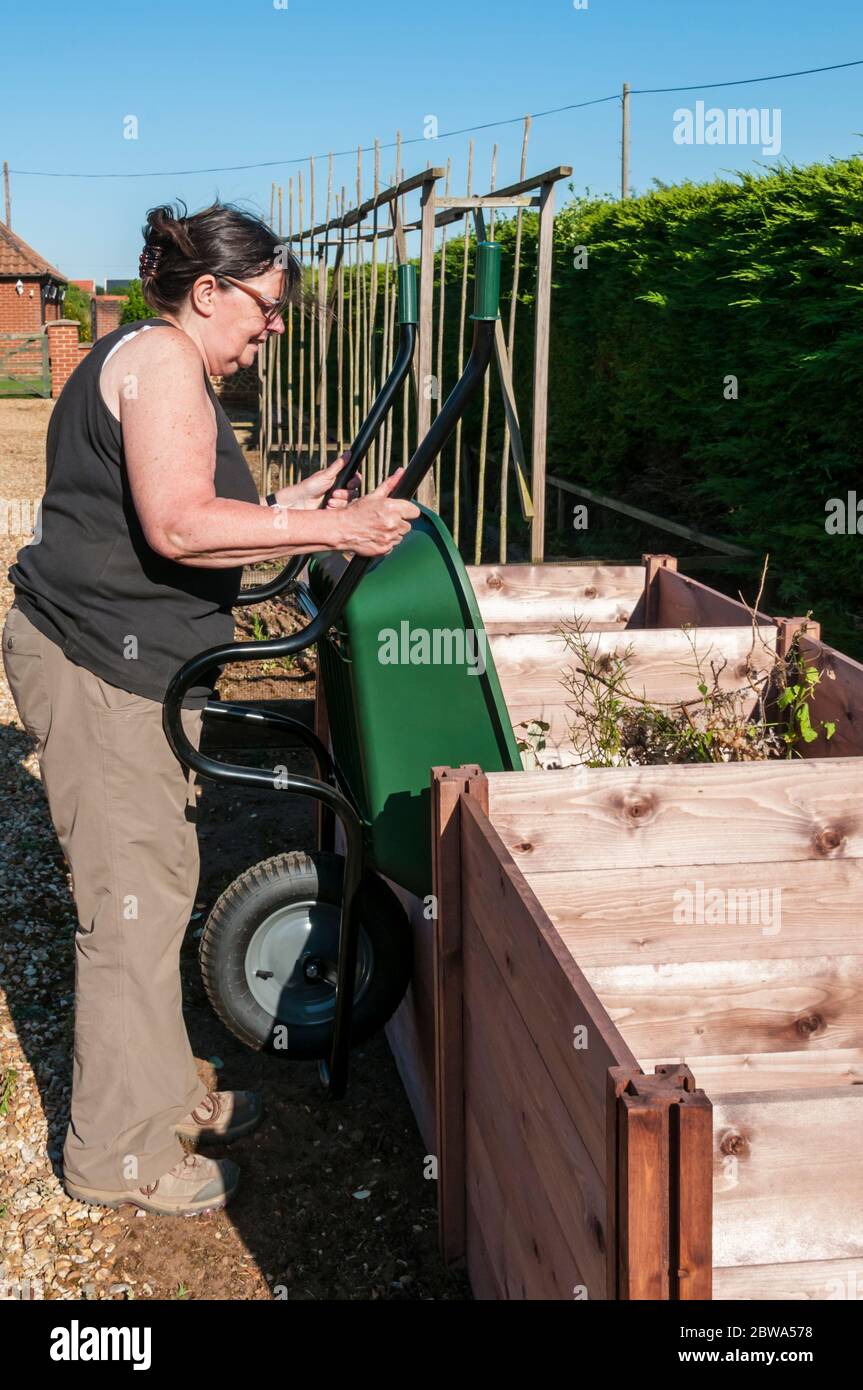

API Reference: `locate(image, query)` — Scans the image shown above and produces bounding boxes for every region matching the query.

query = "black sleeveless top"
[8,318,260,708]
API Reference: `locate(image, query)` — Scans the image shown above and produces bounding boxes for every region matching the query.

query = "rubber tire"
[199,851,413,1060]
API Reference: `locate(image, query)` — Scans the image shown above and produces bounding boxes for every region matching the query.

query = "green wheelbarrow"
[164,243,521,1098]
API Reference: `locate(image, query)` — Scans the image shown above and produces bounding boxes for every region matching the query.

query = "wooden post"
[453,141,474,547]
[530,179,555,563]
[417,171,438,509]
[431,764,489,1265]
[274,185,284,464]
[433,158,451,502]
[308,157,317,468]
[297,171,306,472]
[642,553,678,628]
[286,179,295,477]
[336,187,346,453]
[473,146,497,566]
[776,615,822,659]
[621,82,631,200]
[610,1066,712,1300]
[499,116,531,562]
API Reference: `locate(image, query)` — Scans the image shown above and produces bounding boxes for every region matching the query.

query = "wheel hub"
[245,898,374,1025]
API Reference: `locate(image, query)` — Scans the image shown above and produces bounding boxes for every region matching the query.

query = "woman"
[2,201,419,1216]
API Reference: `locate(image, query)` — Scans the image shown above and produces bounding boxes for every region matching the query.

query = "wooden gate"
[0,332,51,397]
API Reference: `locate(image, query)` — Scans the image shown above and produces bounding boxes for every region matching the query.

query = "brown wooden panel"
[617,1095,670,1299]
[585,954,863,1059]
[712,1087,863,1268]
[800,635,863,757]
[657,566,773,629]
[529,858,863,966]
[431,766,487,1265]
[465,1187,504,1300]
[461,796,637,1175]
[675,1093,714,1300]
[465,1109,590,1299]
[463,922,608,1296]
[487,760,863,872]
[383,879,436,1153]
[714,1256,863,1300]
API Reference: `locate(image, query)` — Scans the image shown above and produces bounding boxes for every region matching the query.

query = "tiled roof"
[0,222,67,281]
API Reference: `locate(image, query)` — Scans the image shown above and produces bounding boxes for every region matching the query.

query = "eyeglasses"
[216,272,289,324]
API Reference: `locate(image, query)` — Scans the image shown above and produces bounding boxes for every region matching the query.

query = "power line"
[8,57,862,180]
[632,58,863,95]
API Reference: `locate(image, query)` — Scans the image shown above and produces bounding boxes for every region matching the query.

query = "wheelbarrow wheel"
[199,851,412,1060]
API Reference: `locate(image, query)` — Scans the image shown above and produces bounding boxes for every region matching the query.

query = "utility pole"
[621,82,631,200]
[3,161,10,226]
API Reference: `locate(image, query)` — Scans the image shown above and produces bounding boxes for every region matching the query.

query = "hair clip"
[139,245,163,280]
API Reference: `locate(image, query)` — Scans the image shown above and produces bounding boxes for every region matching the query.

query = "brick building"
[0,222,67,332]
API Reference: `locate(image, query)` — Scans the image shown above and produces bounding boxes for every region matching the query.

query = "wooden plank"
[490,625,778,713]
[416,175,436,508]
[675,1092,714,1300]
[460,796,637,1175]
[642,553,677,629]
[617,1094,669,1298]
[711,1087,863,1268]
[468,562,645,629]
[642,1047,863,1094]
[464,1109,585,1299]
[439,195,538,210]
[465,1187,504,1299]
[487,164,573,200]
[431,766,485,1264]
[657,565,772,628]
[530,179,555,562]
[382,879,436,1153]
[463,919,609,1296]
[287,167,446,239]
[713,1256,863,1300]
[486,759,863,872]
[528,858,863,966]
[584,954,863,1059]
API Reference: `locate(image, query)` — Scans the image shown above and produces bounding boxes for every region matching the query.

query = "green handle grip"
[470,241,502,321]
[398,264,418,326]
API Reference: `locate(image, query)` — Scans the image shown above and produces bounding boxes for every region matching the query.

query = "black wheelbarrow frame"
[163,246,502,1099]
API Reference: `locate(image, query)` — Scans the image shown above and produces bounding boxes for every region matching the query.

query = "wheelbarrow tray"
[307,505,521,898]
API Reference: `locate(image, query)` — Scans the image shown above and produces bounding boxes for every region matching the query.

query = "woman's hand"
[273,453,360,511]
[332,467,420,557]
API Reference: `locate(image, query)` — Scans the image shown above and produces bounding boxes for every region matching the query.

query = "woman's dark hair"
[139,200,302,315]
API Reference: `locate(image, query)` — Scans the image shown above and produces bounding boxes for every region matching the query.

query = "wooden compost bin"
[374,555,863,1301]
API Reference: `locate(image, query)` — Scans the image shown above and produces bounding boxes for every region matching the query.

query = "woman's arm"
[117,329,415,567]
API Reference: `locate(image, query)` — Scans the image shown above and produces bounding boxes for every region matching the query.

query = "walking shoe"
[64,1152,240,1215]
[174,1090,263,1144]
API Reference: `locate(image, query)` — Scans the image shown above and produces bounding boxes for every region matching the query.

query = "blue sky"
[3,0,862,280]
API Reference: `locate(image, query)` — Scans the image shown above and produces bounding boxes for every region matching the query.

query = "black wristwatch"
[265,492,278,508]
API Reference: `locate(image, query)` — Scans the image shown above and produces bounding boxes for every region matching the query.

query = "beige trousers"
[2,602,210,1191]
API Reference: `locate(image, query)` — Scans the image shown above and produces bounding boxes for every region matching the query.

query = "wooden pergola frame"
[261,154,572,562]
